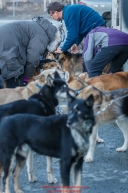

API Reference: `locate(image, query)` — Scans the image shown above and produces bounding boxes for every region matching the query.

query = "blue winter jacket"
[83,26,128,68]
[61,4,105,51]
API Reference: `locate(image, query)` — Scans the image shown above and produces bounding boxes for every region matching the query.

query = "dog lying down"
[0,71,68,185]
[0,68,69,105]
[77,85,128,163]
[0,92,94,193]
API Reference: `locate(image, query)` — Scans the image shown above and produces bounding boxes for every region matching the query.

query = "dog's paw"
[29,175,37,183]
[116,146,127,152]
[16,189,24,193]
[96,137,104,143]
[84,155,93,163]
[48,176,58,184]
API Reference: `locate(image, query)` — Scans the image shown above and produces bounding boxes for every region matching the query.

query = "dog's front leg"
[4,175,11,193]
[26,149,37,182]
[60,159,71,193]
[116,118,128,152]
[72,158,83,192]
[96,129,104,143]
[46,156,58,184]
[84,125,98,162]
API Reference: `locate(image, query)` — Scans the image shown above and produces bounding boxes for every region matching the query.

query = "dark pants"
[5,74,24,88]
[87,45,128,78]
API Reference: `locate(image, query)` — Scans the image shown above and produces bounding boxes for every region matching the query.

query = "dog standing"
[0,93,94,193]
[85,71,128,91]
[0,71,68,184]
[77,85,128,162]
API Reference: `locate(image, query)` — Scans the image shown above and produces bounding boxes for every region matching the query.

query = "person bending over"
[83,26,128,78]
[47,1,105,54]
[0,17,61,88]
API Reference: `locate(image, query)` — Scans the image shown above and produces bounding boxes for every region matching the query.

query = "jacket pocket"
[0,46,24,79]
[0,46,23,71]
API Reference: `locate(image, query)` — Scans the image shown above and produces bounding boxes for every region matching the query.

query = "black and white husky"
[0,92,94,193]
[0,71,69,185]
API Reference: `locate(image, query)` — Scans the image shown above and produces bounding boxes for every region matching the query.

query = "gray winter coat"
[0,17,60,79]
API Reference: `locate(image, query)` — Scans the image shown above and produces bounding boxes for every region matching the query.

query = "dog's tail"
[114,95,128,118]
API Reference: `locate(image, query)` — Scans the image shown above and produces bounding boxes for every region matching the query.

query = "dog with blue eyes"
[0,91,94,193]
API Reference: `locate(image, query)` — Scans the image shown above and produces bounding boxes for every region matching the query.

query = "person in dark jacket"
[83,26,128,78]
[0,17,61,88]
[47,2,105,54]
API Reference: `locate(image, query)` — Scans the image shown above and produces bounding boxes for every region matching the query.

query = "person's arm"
[74,34,85,46]
[24,35,45,78]
[83,33,95,69]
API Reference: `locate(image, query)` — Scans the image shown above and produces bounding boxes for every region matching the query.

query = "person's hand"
[54,47,63,54]
[71,44,79,54]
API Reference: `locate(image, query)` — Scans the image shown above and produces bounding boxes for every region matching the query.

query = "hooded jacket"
[0,17,59,80]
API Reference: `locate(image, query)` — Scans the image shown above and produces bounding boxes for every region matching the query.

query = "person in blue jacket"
[83,26,128,78]
[47,1,105,54]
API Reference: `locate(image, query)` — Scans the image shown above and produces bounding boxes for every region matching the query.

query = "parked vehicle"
[79,0,112,27]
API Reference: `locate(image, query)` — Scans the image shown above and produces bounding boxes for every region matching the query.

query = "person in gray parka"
[0,17,61,88]
[83,26,128,78]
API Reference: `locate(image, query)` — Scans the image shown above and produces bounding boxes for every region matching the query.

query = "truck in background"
[79,0,112,27]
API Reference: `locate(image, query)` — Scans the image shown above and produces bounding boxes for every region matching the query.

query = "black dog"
[0,71,68,184]
[0,92,94,193]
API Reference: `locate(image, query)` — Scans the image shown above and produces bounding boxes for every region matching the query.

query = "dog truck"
[111,0,128,71]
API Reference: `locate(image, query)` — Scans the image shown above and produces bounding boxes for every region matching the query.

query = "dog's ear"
[85,94,94,108]
[46,74,54,87]
[54,71,61,80]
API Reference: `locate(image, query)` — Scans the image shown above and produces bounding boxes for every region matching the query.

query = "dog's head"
[46,51,83,76]
[34,69,69,86]
[46,71,69,101]
[39,58,62,71]
[67,91,95,136]
[35,71,69,115]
